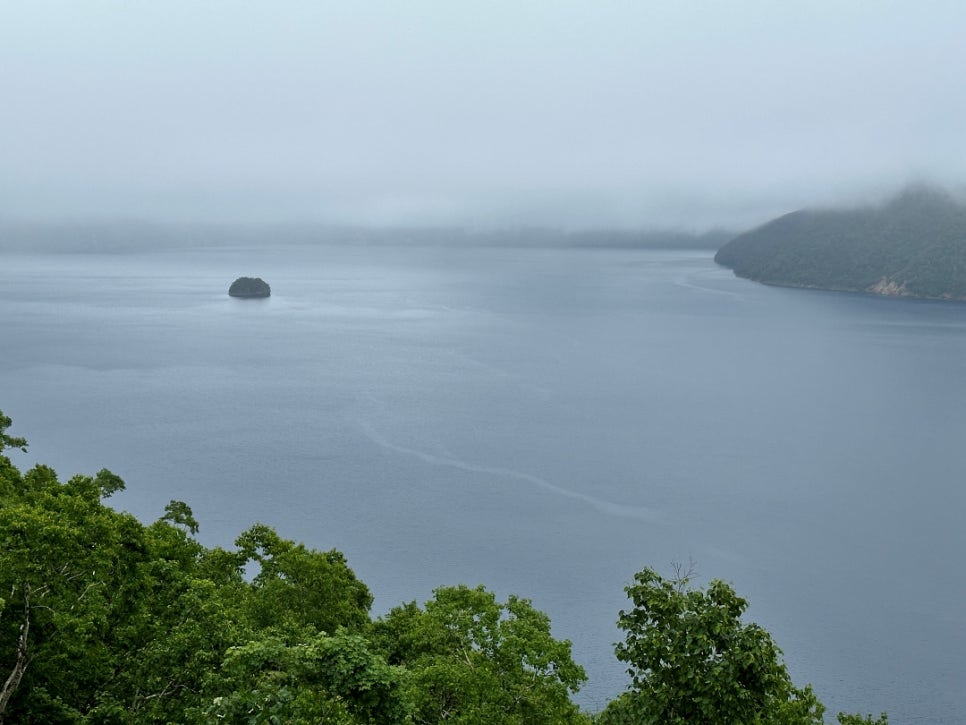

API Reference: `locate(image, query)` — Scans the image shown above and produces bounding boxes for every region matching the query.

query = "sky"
[3,0,966,231]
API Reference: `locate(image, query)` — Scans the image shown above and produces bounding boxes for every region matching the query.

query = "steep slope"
[714,186,966,299]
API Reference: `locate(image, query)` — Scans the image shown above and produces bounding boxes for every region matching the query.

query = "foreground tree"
[836,714,888,725]
[0,411,26,456]
[203,628,409,724]
[373,584,588,724]
[0,462,146,723]
[236,523,373,634]
[0,411,239,721]
[602,566,824,725]
[601,566,887,725]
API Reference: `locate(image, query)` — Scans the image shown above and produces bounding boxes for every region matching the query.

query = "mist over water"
[6,2,966,228]
[2,245,964,723]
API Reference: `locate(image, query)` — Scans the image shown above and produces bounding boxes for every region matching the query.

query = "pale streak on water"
[357,419,669,525]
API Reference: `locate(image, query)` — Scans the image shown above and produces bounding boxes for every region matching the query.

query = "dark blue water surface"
[2,244,964,722]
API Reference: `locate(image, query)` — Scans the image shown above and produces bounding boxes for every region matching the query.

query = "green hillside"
[714,186,966,299]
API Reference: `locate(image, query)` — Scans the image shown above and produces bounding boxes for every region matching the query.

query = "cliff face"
[714,186,966,300]
[867,277,909,297]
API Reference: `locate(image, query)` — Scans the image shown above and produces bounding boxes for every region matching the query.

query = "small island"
[228,277,271,298]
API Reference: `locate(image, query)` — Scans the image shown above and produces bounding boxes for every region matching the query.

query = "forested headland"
[714,186,966,299]
[0,410,885,724]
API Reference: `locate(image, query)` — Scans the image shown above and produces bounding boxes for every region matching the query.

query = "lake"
[2,243,964,723]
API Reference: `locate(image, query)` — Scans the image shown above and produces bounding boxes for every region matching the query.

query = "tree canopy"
[372,585,586,724]
[599,566,887,725]
[601,566,824,724]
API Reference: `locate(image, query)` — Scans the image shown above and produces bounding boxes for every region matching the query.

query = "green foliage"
[609,566,824,725]
[204,629,409,724]
[161,499,200,535]
[236,523,373,634]
[836,713,888,725]
[0,411,27,454]
[373,584,588,724]
[104,519,245,722]
[0,462,146,722]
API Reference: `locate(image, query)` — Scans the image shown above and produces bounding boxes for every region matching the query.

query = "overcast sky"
[3,1,966,230]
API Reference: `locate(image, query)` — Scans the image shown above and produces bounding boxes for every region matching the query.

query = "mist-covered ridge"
[0,221,730,253]
[714,185,966,300]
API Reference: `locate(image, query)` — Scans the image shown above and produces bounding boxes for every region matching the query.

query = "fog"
[3,1,966,230]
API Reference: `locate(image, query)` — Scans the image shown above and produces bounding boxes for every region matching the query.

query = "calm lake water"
[2,244,964,722]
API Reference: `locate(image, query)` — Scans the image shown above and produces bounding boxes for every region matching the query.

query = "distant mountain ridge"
[715,186,966,300]
[0,221,728,252]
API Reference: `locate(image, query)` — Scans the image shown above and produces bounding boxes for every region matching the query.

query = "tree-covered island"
[0,410,885,724]
[715,186,966,300]
[228,277,271,298]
